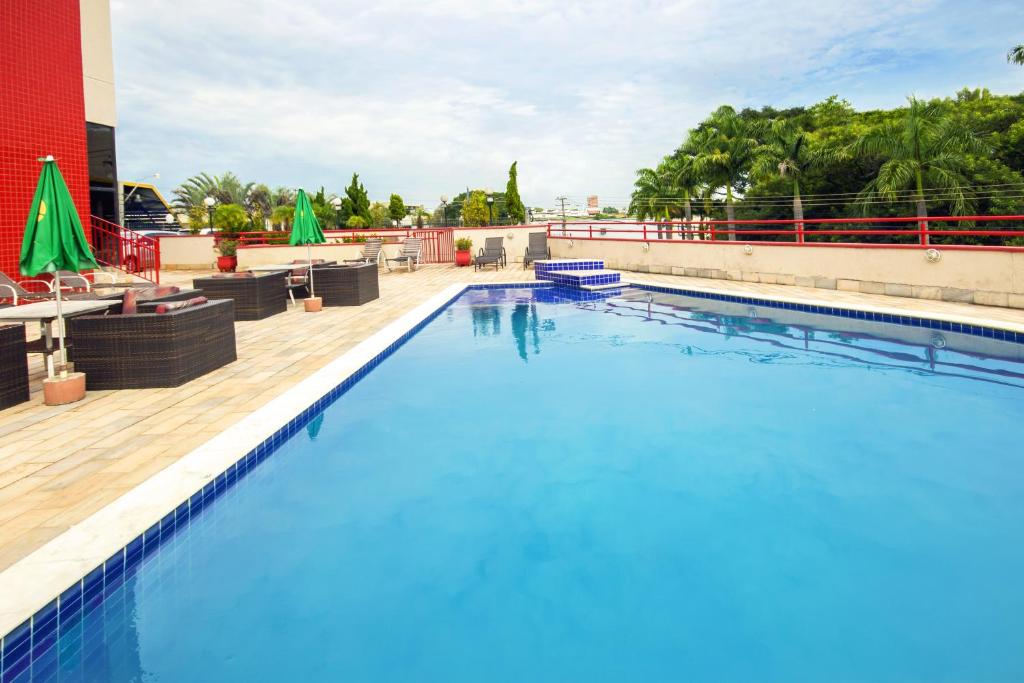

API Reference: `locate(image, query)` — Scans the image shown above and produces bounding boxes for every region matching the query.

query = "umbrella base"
[43,372,86,406]
[304,297,323,313]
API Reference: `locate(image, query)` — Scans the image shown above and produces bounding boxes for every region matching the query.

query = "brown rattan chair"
[0,324,29,409]
[192,273,288,320]
[67,299,237,389]
[311,264,380,306]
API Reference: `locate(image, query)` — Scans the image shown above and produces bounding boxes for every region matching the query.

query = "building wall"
[81,0,116,127]
[0,0,91,278]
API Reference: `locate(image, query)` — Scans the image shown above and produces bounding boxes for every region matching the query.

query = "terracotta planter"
[304,297,323,313]
[217,255,237,272]
[43,372,86,406]
[455,250,472,267]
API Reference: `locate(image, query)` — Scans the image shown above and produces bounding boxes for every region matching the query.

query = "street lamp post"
[204,196,216,233]
[330,196,342,228]
[440,195,448,227]
[485,187,494,226]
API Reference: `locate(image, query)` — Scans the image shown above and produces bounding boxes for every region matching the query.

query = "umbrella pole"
[54,271,66,378]
[307,243,315,298]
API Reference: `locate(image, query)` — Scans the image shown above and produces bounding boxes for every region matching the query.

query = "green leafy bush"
[455,237,473,251]
[213,203,248,237]
[216,239,238,257]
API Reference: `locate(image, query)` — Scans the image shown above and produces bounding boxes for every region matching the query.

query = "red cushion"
[154,296,208,314]
[121,288,139,315]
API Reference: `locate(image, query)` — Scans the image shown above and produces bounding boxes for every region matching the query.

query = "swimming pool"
[4,284,1024,681]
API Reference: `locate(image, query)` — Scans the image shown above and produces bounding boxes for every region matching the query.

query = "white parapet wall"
[157,236,216,270]
[550,238,1024,309]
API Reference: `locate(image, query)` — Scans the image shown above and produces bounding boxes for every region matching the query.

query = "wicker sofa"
[0,324,29,409]
[312,264,379,306]
[192,273,287,320]
[67,299,237,389]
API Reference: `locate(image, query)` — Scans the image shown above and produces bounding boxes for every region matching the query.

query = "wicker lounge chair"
[192,272,288,320]
[312,264,380,306]
[523,232,551,269]
[343,238,384,268]
[474,237,506,271]
[67,299,237,389]
[385,237,423,272]
[0,324,29,409]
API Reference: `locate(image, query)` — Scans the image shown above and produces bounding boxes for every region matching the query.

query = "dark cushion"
[211,272,254,279]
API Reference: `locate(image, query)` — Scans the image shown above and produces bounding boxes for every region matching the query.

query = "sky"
[110,0,1024,211]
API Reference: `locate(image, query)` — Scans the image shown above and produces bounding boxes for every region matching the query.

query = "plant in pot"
[213,203,247,271]
[455,237,473,266]
[215,239,238,272]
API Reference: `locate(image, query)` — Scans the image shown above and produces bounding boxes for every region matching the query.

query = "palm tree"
[752,119,843,236]
[1009,45,1024,65]
[665,153,701,237]
[172,172,252,209]
[689,107,762,240]
[853,97,987,233]
[628,166,672,222]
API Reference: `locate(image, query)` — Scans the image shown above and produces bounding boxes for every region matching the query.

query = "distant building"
[587,195,600,215]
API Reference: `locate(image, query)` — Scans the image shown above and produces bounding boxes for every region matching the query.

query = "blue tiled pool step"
[535,259,621,290]
[539,269,622,289]
[534,258,605,278]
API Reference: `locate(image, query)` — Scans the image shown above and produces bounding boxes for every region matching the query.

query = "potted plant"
[215,239,238,272]
[455,237,473,266]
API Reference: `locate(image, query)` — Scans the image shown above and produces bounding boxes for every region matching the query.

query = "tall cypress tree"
[505,161,526,224]
[340,173,372,225]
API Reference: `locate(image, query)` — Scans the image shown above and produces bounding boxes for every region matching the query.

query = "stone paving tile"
[0,262,1022,573]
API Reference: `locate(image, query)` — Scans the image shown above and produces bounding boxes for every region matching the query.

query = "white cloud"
[110,0,1023,209]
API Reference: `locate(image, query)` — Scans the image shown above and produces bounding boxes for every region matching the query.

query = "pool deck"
[1,263,1024,630]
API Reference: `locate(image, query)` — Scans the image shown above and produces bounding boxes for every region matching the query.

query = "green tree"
[751,118,841,226]
[388,194,406,226]
[186,205,208,234]
[270,205,294,230]
[368,201,391,228]
[689,106,763,239]
[462,190,490,227]
[1009,45,1024,65]
[212,203,248,237]
[504,161,527,224]
[853,96,988,222]
[346,216,367,228]
[665,153,701,226]
[628,166,673,221]
[340,173,372,225]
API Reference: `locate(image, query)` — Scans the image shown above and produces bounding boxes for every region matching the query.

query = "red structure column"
[0,1,91,278]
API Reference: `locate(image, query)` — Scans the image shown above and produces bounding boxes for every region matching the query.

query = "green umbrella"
[20,156,100,376]
[289,188,326,298]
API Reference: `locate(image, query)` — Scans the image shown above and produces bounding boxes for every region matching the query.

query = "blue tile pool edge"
[0,281,559,675]
[5,278,1022,674]
[628,282,1024,344]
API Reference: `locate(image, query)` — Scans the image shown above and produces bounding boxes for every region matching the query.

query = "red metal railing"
[413,228,455,263]
[546,216,1024,250]
[90,216,160,283]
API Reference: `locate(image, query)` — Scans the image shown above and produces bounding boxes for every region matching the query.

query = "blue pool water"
[11,285,1024,681]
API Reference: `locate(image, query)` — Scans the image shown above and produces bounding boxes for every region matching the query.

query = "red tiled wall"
[0,0,90,278]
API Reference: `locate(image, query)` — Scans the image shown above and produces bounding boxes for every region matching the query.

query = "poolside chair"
[523,232,551,269]
[0,272,63,305]
[343,238,384,269]
[53,270,117,292]
[285,259,333,306]
[474,237,506,271]
[386,237,422,272]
